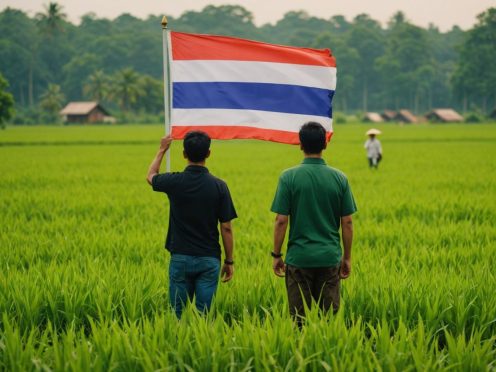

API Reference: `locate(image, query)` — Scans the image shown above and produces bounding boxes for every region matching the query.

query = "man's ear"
[300,144,304,151]
[323,142,328,150]
[183,150,188,159]
[206,150,211,159]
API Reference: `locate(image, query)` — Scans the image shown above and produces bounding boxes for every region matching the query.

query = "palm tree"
[0,73,15,129]
[40,84,65,116]
[31,3,67,107]
[83,70,109,102]
[110,68,144,112]
[137,75,163,113]
[36,2,67,37]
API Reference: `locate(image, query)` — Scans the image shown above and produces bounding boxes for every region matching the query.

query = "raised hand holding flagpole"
[161,16,171,172]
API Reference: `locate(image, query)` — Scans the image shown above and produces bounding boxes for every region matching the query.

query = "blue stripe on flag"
[173,82,334,117]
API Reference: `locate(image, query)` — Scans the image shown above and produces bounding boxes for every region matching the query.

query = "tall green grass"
[0,124,495,370]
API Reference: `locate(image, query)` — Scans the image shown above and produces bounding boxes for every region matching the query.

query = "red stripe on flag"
[171,32,336,67]
[171,125,333,145]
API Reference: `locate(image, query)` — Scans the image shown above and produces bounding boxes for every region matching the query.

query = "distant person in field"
[364,130,382,169]
[147,131,237,318]
[271,122,357,327]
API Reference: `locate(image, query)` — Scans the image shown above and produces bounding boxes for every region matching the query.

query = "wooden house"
[394,109,417,123]
[362,112,384,123]
[425,108,464,123]
[60,102,114,124]
[381,110,396,122]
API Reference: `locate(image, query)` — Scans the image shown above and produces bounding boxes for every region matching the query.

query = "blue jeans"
[169,254,221,318]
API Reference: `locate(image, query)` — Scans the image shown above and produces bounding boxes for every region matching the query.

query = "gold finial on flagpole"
[161,16,168,29]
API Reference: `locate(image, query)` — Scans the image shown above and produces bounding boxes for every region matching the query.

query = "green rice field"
[0,124,495,371]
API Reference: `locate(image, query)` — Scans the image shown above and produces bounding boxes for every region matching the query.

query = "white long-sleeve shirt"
[364,138,382,159]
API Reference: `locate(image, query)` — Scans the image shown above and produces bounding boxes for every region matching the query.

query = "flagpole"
[161,16,171,172]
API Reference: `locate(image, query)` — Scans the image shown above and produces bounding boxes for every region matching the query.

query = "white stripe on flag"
[172,108,333,133]
[173,60,336,90]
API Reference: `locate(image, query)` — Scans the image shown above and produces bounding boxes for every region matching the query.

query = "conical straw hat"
[366,128,382,136]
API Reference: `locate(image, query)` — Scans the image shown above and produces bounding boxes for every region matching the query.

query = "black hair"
[299,122,326,154]
[183,131,211,162]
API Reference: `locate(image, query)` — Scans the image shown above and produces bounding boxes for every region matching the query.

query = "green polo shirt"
[271,158,357,268]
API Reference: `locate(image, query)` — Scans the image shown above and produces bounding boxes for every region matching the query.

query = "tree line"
[0,3,495,124]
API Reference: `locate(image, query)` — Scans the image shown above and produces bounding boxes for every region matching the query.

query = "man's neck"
[304,153,322,159]
[188,161,206,166]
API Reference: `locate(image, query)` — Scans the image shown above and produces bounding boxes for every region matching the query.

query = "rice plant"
[0,124,495,370]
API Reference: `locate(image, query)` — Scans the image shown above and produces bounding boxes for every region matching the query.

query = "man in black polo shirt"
[146,131,237,318]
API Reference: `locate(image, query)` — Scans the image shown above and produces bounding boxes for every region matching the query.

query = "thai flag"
[169,32,336,144]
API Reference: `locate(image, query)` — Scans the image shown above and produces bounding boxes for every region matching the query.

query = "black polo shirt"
[152,165,237,258]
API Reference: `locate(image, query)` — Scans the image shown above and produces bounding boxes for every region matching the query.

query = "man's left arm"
[273,214,288,277]
[270,176,290,277]
[146,135,172,185]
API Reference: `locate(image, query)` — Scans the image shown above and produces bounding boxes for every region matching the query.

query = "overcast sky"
[1,0,494,31]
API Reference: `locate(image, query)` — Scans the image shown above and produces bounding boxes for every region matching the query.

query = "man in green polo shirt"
[271,122,357,325]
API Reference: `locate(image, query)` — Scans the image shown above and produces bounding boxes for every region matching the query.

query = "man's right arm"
[220,221,234,282]
[340,215,353,279]
[218,182,237,283]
